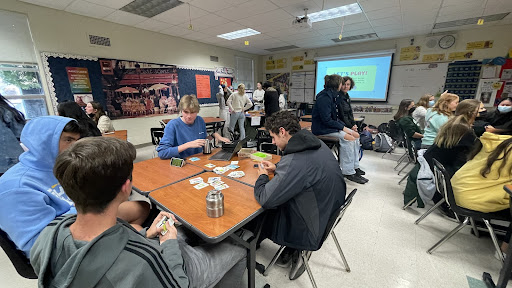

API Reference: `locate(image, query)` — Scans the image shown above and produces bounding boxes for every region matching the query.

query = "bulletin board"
[177,68,226,105]
[387,63,449,105]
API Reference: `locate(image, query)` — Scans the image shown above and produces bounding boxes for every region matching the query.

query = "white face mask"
[429,100,435,106]
[497,106,512,113]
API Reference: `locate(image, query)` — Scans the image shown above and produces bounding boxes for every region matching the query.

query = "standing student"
[394,99,423,150]
[263,82,280,117]
[157,95,230,159]
[226,84,253,140]
[412,94,435,131]
[57,101,101,137]
[85,101,115,133]
[312,74,367,184]
[0,94,25,175]
[253,82,265,111]
[421,91,459,148]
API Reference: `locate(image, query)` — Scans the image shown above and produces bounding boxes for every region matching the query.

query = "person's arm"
[243,95,253,111]
[97,115,112,133]
[226,94,235,112]
[2,188,71,257]
[213,132,230,143]
[316,95,345,131]
[157,122,180,159]
[430,114,448,132]
[254,155,305,209]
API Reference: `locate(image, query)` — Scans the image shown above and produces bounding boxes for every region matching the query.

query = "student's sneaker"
[344,174,367,184]
[355,168,366,176]
[289,250,306,280]
[276,247,294,267]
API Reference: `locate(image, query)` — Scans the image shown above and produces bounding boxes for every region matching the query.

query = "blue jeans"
[229,112,246,140]
[324,131,360,176]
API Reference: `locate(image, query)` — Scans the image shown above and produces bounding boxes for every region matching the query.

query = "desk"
[132,157,204,194]
[187,148,281,186]
[301,115,312,122]
[102,130,127,141]
[299,121,311,130]
[149,171,263,288]
[162,118,171,124]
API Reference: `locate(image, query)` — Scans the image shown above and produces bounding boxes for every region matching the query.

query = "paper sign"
[448,51,474,60]
[400,52,420,61]
[292,65,304,71]
[466,40,493,50]
[482,66,499,79]
[251,116,261,126]
[219,77,231,87]
[66,67,92,94]
[292,56,304,62]
[195,75,211,99]
[422,54,445,62]
[400,46,421,53]
[501,69,512,80]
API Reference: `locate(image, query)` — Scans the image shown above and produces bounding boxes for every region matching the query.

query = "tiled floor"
[0,148,507,288]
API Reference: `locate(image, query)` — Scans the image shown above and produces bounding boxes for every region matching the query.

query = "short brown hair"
[324,74,343,90]
[264,111,301,135]
[178,94,200,113]
[54,137,136,214]
[342,76,355,90]
[417,94,433,108]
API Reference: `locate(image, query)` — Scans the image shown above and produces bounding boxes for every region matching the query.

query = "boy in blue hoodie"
[0,116,81,257]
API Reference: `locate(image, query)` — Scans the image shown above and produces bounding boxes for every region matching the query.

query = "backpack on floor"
[378,122,389,133]
[359,130,374,150]
[374,133,393,152]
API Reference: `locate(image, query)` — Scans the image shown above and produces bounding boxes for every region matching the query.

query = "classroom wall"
[0,0,259,145]
[260,24,512,126]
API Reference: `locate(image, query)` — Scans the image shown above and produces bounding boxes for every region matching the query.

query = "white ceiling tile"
[282,0,322,16]
[65,1,116,19]
[372,23,402,32]
[343,21,373,31]
[365,6,401,20]
[177,14,231,32]
[439,3,484,16]
[236,9,294,27]
[359,0,400,12]
[135,19,172,32]
[342,27,375,37]
[84,0,132,9]
[160,25,192,37]
[278,30,320,42]
[181,32,211,41]
[153,4,209,25]
[376,30,405,39]
[317,26,343,36]
[200,22,247,36]
[269,0,308,8]
[311,0,356,10]
[436,10,484,22]
[217,0,279,20]
[252,18,295,33]
[224,0,252,5]
[19,0,75,10]
[265,27,301,37]
[442,0,484,7]
[402,10,438,23]
[189,0,232,12]
[370,16,401,27]
[104,10,147,26]
[311,20,339,30]
[400,0,442,11]
[334,13,368,25]
[288,35,326,45]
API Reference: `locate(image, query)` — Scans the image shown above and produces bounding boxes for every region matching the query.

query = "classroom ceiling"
[18,0,512,55]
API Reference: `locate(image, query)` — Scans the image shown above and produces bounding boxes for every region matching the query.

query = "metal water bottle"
[203,136,214,154]
[206,189,224,218]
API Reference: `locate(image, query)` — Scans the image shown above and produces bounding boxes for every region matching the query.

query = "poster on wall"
[66,67,92,108]
[466,40,493,50]
[99,58,179,119]
[448,51,474,60]
[422,54,445,62]
[476,78,500,107]
[195,75,211,99]
[265,73,290,93]
[399,46,421,61]
[73,94,93,106]
[219,77,232,87]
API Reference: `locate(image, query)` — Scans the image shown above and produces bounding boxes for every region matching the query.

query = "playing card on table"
[205,163,216,168]
[189,157,200,162]
[207,177,221,183]
[211,180,224,186]
[231,161,239,165]
[194,182,209,190]
[213,167,228,174]
[226,164,240,170]
[189,177,204,184]
[228,171,245,178]
[213,183,229,190]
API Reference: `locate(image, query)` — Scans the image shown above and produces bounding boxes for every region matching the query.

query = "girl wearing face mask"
[474,97,512,135]
[421,91,459,148]
[412,94,435,131]
[394,99,423,150]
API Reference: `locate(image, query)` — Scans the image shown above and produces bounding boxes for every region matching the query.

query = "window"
[234,56,254,90]
[0,63,48,119]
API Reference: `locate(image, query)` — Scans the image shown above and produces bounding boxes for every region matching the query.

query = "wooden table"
[301,114,312,122]
[132,157,204,194]
[299,121,311,130]
[162,118,171,124]
[187,148,281,186]
[102,130,127,141]
[150,171,264,288]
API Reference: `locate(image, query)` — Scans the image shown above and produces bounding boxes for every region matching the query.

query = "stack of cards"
[189,157,200,162]
[194,182,209,189]
[207,177,221,183]
[189,177,203,184]
[231,161,239,165]
[228,171,245,178]
[205,163,216,168]
[226,164,240,170]
[213,167,228,174]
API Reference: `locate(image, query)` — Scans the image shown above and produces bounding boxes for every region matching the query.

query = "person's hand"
[186,139,205,149]
[350,130,360,139]
[159,214,178,244]
[217,136,231,143]
[260,160,276,173]
[485,125,496,133]
[257,162,268,176]
[147,211,173,238]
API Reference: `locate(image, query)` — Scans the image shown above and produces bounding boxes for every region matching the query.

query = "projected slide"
[315,54,393,102]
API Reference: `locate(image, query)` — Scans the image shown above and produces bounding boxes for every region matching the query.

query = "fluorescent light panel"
[301,3,362,23]
[217,28,261,40]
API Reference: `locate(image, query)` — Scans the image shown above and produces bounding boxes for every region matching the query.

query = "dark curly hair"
[264,111,301,135]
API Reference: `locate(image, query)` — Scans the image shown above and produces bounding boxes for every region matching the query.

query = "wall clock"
[439,35,456,49]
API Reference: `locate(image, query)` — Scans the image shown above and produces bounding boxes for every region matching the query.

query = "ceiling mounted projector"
[293,8,312,29]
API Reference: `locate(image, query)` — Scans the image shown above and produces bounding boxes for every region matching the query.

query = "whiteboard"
[387,63,449,105]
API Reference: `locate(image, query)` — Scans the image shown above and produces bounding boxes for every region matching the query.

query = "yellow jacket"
[452,132,512,213]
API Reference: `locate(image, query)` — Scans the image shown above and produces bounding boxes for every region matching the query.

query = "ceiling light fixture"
[299,3,362,23]
[217,28,261,40]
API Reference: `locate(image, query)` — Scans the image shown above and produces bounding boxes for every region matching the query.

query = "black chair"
[0,229,37,279]
[263,189,357,288]
[383,120,404,159]
[397,132,419,187]
[316,135,340,163]
[150,127,165,158]
[426,159,506,260]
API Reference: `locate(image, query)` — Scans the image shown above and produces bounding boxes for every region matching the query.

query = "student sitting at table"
[157,94,230,159]
[474,97,512,136]
[57,101,101,137]
[31,137,247,288]
[394,99,423,150]
[0,116,150,258]
[421,91,459,148]
[254,111,346,280]
[85,101,115,133]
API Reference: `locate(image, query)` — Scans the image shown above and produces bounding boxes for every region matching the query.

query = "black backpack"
[359,130,374,150]
[378,122,389,133]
